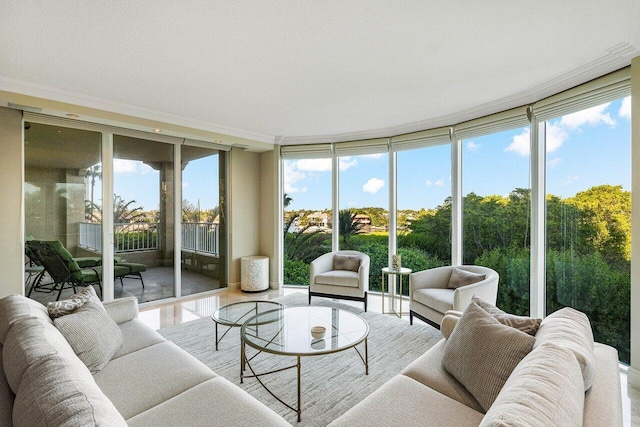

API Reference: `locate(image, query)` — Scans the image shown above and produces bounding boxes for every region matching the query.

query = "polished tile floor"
[138,286,640,426]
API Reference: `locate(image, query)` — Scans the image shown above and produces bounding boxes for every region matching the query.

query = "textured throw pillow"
[447,268,486,289]
[480,342,584,427]
[334,254,361,272]
[534,307,596,391]
[54,300,123,373]
[442,300,535,412]
[472,295,541,335]
[47,286,98,319]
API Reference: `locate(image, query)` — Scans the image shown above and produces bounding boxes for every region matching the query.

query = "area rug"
[158,292,442,426]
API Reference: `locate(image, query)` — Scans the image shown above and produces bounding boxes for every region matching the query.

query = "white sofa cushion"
[0,295,52,345]
[0,348,13,427]
[315,270,360,288]
[111,319,166,360]
[413,288,454,314]
[480,342,584,427]
[54,299,124,374]
[442,300,535,412]
[534,307,596,391]
[127,377,291,427]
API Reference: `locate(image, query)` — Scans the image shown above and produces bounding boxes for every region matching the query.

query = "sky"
[284,97,631,211]
[105,152,219,212]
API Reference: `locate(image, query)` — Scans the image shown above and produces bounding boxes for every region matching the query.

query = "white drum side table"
[241,256,269,292]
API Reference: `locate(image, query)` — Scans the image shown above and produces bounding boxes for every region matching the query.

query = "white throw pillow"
[54,299,123,374]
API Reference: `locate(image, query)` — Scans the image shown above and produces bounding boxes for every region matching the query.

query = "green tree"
[339,209,365,247]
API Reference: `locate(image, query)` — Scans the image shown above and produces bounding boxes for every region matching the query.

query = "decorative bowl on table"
[311,325,326,339]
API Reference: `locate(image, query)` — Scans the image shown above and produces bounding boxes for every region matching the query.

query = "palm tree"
[339,208,364,246]
[284,193,293,208]
[283,212,328,263]
[113,195,145,223]
[85,164,102,221]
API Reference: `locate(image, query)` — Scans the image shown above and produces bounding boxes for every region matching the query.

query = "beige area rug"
[158,292,442,426]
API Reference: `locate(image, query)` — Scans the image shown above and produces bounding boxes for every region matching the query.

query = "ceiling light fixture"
[153,128,162,133]
[66,113,79,119]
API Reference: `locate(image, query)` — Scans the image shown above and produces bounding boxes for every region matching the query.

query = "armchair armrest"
[452,275,499,311]
[310,252,335,285]
[357,254,370,292]
[409,266,452,295]
[103,297,138,324]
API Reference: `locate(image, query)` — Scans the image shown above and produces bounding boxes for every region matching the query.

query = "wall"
[629,56,640,387]
[228,147,261,286]
[0,107,25,297]
[259,149,281,288]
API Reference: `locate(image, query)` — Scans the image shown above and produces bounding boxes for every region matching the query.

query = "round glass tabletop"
[212,301,283,327]
[241,306,369,356]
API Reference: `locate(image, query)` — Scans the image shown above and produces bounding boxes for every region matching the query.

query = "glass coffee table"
[211,301,283,351]
[240,306,369,421]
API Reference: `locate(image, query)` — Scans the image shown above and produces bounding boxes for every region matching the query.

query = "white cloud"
[546,123,568,153]
[283,160,306,194]
[505,128,530,156]
[560,103,615,129]
[182,182,189,188]
[547,157,562,168]
[434,179,444,187]
[114,159,138,174]
[426,180,432,187]
[363,178,385,194]
[360,153,385,160]
[339,157,358,171]
[619,96,631,119]
[466,141,479,151]
[295,158,331,172]
[563,175,580,185]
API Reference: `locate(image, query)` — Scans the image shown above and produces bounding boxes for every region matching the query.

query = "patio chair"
[26,240,129,301]
[309,250,370,311]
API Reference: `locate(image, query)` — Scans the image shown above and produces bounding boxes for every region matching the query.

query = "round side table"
[241,255,269,292]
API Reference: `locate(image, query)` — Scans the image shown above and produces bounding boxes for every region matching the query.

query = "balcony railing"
[79,222,218,255]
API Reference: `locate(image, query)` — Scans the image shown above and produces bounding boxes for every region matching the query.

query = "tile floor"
[138,286,640,426]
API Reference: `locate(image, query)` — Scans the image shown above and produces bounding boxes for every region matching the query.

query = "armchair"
[409,265,498,328]
[309,250,370,311]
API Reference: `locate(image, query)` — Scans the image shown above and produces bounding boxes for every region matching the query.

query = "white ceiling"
[1,1,638,146]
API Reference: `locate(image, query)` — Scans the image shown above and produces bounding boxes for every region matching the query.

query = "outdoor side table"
[381,267,412,318]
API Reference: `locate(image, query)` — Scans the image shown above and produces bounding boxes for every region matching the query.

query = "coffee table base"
[240,338,368,422]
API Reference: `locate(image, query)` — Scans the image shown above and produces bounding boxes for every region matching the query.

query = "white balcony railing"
[79,222,219,255]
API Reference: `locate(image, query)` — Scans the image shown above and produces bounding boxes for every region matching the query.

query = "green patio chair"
[26,240,129,301]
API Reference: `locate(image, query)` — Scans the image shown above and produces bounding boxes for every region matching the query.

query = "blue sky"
[285,97,631,211]
[110,153,219,212]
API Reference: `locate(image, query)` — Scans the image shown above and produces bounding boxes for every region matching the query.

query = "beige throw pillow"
[442,300,535,412]
[472,295,542,335]
[447,268,485,289]
[54,299,123,374]
[47,286,98,319]
[334,254,360,272]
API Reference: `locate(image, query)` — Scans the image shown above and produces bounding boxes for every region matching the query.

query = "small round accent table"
[241,255,269,292]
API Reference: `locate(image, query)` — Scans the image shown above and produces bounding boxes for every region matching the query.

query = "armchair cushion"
[472,295,541,336]
[315,271,360,288]
[333,254,361,272]
[447,267,485,289]
[413,288,453,314]
[442,300,535,412]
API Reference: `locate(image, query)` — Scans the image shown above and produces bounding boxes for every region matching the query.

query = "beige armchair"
[309,250,370,311]
[409,265,499,328]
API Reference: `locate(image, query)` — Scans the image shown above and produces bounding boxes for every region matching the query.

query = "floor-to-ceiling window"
[181,146,228,294]
[543,97,631,363]
[337,142,389,292]
[113,135,175,303]
[396,142,452,279]
[282,150,333,285]
[24,122,104,302]
[459,121,532,315]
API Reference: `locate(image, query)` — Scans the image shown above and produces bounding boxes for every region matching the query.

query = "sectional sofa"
[330,302,623,426]
[0,293,291,426]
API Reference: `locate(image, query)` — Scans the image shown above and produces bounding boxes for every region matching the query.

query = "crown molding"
[0,76,276,144]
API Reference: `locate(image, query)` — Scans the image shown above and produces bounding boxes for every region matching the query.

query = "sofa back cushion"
[534,307,595,391]
[480,342,584,427]
[0,348,14,427]
[334,254,361,272]
[442,300,535,412]
[0,295,51,345]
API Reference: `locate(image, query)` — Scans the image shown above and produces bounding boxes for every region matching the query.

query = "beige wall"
[259,149,281,287]
[228,148,262,286]
[629,56,640,387]
[0,107,25,297]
